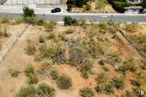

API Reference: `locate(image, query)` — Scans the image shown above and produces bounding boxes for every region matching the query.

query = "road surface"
[0,5,146,23]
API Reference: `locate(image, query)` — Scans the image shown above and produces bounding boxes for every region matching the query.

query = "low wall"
[0,24,29,63]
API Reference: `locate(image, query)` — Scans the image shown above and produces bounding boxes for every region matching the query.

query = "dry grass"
[0,22,146,97]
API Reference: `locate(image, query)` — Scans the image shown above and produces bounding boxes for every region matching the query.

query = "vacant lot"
[0,22,146,97]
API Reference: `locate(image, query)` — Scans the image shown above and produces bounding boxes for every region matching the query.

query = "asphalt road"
[0,5,146,23]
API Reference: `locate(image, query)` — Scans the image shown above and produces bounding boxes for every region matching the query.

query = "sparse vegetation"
[45,21,56,32]
[8,68,20,77]
[0,17,145,97]
[0,16,10,23]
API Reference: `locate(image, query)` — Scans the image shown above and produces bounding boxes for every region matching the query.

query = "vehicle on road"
[51,8,61,13]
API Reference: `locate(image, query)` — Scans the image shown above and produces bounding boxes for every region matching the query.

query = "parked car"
[51,8,61,13]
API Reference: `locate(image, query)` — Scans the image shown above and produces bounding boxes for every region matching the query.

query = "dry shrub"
[124,24,142,33]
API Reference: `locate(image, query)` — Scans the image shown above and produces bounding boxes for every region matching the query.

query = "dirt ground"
[0,24,145,97]
[0,24,26,47]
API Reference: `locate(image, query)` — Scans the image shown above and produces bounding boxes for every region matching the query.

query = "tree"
[76,0,84,7]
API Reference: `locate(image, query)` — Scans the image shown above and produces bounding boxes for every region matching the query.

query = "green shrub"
[143,45,146,52]
[140,62,146,70]
[22,7,36,24]
[112,76,124,89]
[24,64,34,76]
[47,32,56,40]
[0,27,9,37]
[8,68,20,77]
[27,73,38,84]
[121,90,137,97]
[80,59,93,79]
[15,85,37,97]
[117,64,137,74]
[39,35,45,43]
[86,38,103,58]
[130,73,145,87]
[36,19,45,26]
[95,73,114,94]
[24,64,38,84]
[64,28,74,34]
[57,74,72,89]
[37,83,55,97]
[45,21,56,32]
[67,3,73,12]
[64,16,78,26]
[58,33,67,41]
[130,80,140,87]
[50,70,59,80]
[84,4,91,11]
[15,83,55,97]
[96,73,108,84]
[80,87,95,97]
[0,16,10,23]
[25,40,36,55]
[38,44,66,64]
[103,81,114,94]
[95,81,114,94]
[23,6,35,18]
[68,44,86,66]
[14,18,23,24]
[23,17,37,24]
[105,53,122,66]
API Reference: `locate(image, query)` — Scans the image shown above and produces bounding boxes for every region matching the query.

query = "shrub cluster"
[95,73,114,94]
[80,87,95,97]
[45,21,56,32]
[49,70,72,90]
[15,83,55,97]
[56,74,72,89]
[117,63,137,74]
[37,43,67,64]
[50,70,59,80]
[24,64,38,84]
[64,16,78,26]
[95,73,124,94]
[23,7,35,18]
